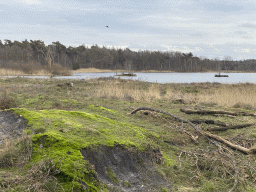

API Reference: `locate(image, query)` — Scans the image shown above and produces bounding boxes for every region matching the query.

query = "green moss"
[123,181,131,187]
[12,108,150,150]
[11,108,159,190]
[90,105,116,113]
[161,188,168,192]
[61,99,80,105]
[106,167,119,184]
[162,154,175,166]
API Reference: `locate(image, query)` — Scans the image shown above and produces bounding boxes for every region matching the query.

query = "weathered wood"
[131,107,256,155]
[189,119,227,126]
[208,123,255,131]
[203,131,256,155]
[131,107,247,191]
[189,119,215,124]
[181,109,256,117]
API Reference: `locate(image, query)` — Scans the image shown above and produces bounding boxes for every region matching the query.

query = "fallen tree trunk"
[189,119,227,127]
[131,107,256,155]
[131,107,246,192]
[180,109,256,117]
[208,123,255,131]
[203,131,256,155]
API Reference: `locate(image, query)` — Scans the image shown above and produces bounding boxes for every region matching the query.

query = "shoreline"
[0,67,256,76]
[73,68,256,73]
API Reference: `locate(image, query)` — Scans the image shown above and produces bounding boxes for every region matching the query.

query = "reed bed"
[197,83,256,109]
[0,68,50,76]
[0,66,71,76]
[0,77,255,110]
[73,68,120,73]
[90,79,256,110]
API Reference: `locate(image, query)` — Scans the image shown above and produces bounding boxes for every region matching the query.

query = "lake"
[68,72,256,84]
[5,72,256,84]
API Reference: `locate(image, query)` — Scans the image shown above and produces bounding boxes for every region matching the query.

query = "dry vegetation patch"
[86,79,256,110]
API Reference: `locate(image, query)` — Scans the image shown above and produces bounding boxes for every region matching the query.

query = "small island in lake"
[115,72,137,76]
[214,72,229,77]
[214,74,229,77]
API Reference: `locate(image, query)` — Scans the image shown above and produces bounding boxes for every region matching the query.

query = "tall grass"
[0,62,71,76]
[0,90,17,110]
[196,83,256,109]
[0,133,32,168]
[0,77,255,110]
[90,79,256,110]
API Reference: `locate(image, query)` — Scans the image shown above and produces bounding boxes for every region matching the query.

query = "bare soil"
[0,111,27,146]
[81,145,172,192]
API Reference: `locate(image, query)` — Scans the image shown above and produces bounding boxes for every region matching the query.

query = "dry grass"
[73,67,174,73]
[51,63,72,76]
[0,90,17,110]
[0,63,71,76]
[0,68,51,76]
[73,67,120,73]
[0,133,32,168]
[1,76,255,110]
[195,83,256,109]
[89,79,256,110]
[0,133,63,191]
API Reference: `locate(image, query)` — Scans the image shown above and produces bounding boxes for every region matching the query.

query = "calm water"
[4,72,256,84]
[68,72,256,84]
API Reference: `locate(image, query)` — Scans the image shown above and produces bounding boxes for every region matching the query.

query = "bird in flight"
[105,26,109,28]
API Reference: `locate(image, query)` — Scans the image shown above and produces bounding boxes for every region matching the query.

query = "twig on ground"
[131,107,242,191]
[208,123,255,131]
[180,109,256,117]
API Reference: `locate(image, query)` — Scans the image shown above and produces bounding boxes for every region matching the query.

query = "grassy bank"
[0,77,256,191]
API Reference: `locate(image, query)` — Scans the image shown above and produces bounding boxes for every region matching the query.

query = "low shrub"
[0,133,32,168]
[0,91,16,110]
[51,63,72,76]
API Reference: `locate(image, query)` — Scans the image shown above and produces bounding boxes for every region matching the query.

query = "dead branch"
[189,119,228,127]
[131,107,256,155]
[131,107,203,133]
[210,139,239,192]
[203,131,256,155]
[208,123,255,132]
[131,107,255,191]
[176,125,199,144]
[180,109,256,117]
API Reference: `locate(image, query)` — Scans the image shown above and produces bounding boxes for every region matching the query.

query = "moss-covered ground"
[0,77,256,191]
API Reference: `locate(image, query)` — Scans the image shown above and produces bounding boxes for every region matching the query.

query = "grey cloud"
[200,2,244,12]
[241,23,256,28]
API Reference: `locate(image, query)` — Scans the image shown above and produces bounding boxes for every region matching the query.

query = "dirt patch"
[0,110,27,146]
[81,145,172,191]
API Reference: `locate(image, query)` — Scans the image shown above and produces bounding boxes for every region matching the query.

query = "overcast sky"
[1,0,256,60]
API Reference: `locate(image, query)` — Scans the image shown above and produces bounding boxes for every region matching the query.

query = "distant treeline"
[0,39,256,72]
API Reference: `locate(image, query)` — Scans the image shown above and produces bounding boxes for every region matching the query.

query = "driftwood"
[131,107,241,191]
[203,131,256,155]
[189,119,227,127]
[181,109,256,117]
[131,107,256,155]
[208,123,255,131]
[175,125,199,144]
